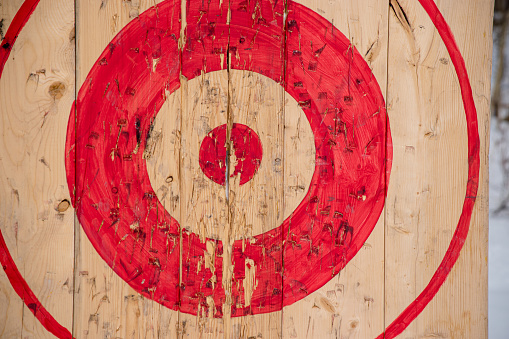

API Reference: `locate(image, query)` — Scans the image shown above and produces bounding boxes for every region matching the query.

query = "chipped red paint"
[377,0,481,338]
[0,1,74,338]
[66,0,390,318]
[199,123,263,186]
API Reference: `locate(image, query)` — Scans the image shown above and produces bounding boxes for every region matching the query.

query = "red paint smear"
[0,1,73,338]
[66,0,391,318]
[199,123,263,186]
[377,0,480,338]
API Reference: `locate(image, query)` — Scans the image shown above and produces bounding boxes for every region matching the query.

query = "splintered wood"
[0,0,491,338]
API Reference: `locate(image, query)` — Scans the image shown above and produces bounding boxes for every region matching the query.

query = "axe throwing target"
[0,0,480,338]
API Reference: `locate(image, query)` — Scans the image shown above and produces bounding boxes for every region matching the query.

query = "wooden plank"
[384,0,491,337]
[177,0,230,336]
[0,0,75,337]
[145,60,182,339]
[0,3,26,337]
[226,0,287,336]
[282,0,389,338]
[225,70,285,338]
[73,1,179,338]
[177,58,230,339]
[179,1,288,337]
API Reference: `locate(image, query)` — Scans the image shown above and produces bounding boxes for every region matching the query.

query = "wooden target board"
[0,0,491,338]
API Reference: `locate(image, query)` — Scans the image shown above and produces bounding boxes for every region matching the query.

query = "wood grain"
[0,0,75,337]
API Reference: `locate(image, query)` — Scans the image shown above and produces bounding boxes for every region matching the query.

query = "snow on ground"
[489,217,509,338]
[489,120,509,338]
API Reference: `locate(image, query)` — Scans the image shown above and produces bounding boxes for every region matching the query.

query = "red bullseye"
[199,123,263,186]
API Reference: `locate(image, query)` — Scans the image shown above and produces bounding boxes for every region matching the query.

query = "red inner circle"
[199,123,263,186]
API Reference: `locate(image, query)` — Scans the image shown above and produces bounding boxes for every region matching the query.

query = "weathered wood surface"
[0,0,491,338]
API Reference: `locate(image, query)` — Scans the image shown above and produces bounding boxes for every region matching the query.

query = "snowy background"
[490,3,509,336]
[489,122,509,338]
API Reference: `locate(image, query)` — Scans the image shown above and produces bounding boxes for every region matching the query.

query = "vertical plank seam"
[71,0,78,337]
[178,0,185,335]
[226,0,232,203]
[225,1,232,335]
[281,1,289,338]
[384,0,391,337]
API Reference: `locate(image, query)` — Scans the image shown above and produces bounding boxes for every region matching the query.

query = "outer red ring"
[65,0,390,318]
[378,1,480,337]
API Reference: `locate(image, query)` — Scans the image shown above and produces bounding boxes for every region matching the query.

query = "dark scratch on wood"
[390,0,412,32]
[0,19,4,40]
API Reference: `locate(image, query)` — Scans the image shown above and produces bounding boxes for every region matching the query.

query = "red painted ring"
[65,0,390,318]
